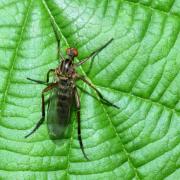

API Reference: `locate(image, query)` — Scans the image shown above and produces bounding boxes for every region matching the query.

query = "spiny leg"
[25,82,58,138]
[27,77,48,85]
[74,87,89,160]
[77,75,119,109]
[46,69,55,83]
[27,69,55,85]
[75,38,113,67]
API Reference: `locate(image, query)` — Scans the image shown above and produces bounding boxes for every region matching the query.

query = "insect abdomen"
[56,78,73,120]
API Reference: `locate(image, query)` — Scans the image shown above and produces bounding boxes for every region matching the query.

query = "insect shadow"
[25,24,119,160]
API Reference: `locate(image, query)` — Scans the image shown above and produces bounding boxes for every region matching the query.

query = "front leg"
[27,69,55,85]
[25,82,58,138]
[46,69,55,83]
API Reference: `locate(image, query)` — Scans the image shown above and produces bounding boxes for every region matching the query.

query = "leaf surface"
[0,0,179,179]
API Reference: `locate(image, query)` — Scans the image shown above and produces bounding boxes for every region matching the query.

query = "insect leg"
[75,38,113,67]
[25,82,58,138]
[46,69,55,83]
[27,77,48,85]
[57,36,65,60]
[77,75,119,108]
[74,87,89,160]
[27,69,55,85]
[49,17,65,60]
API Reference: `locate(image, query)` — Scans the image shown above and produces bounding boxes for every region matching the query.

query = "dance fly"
[25,38,118,160]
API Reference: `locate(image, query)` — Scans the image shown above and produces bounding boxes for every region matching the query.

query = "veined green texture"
[0,0,179,179]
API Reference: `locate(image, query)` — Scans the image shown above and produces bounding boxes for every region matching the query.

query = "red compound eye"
[66,48,78,57]
[72,48,78,57]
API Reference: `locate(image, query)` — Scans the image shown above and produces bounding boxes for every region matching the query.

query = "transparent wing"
[47,87,73,140]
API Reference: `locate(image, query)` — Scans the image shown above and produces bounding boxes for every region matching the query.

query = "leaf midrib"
[42,1,143,178]
[99,94,141,179]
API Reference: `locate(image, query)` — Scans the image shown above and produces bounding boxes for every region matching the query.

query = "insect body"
[25,39,118,160]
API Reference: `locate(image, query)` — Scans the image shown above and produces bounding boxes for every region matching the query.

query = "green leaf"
[0,0,179,179]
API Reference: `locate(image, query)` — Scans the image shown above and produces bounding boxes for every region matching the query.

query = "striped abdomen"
[56,78,74,122]
[47,78,74,139]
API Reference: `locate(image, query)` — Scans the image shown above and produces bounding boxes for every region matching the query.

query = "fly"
[25,38,118,160]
